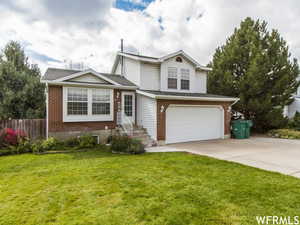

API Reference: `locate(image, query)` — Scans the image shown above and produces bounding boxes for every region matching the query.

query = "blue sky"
[115,0,154,11]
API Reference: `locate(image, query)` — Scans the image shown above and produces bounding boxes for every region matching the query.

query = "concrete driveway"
[146,137,300,178]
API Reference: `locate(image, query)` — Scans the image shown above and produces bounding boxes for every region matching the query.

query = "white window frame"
[167,67,178,89]
[180,68,190,90]
[63,86,114,122]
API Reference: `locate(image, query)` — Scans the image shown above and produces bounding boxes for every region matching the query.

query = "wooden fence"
[0,119,46,140]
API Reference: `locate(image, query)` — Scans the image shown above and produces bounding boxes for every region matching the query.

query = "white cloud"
[0,0,299,74]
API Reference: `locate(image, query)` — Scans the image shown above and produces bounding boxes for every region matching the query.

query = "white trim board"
[53,69,120,86]
[62,87,114,122]
[41,81,137,90]
[136,90,239,102]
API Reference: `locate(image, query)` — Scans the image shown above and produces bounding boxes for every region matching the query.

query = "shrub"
[129,139,145,154]
[110,135,132,153]
[32,140,44,153]
[2,128,18,146]
[110,135,145,154]
[9,140,32,154]
[41,137,61,150]
[0,130,5,148]
[77,135,97,149]
[64,137,80,148]
[32,137,62,154]
[268,129,300,139]
[0,128,29,147]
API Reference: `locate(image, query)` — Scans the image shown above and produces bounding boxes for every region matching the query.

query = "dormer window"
[176,57,183,63]
[168,67,178,89]
[180,69,190,90]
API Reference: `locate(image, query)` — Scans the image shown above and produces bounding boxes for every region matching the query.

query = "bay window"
[63,87,113,122]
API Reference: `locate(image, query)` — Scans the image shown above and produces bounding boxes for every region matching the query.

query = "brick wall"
[156,99,232,141]
[48,85,127,133]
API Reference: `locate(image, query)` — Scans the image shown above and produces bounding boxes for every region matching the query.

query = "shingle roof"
[122,52,159,60]
[100,73,136,86]
[42,68,136,87]
[139,89,236,99]
[43,68,81,81]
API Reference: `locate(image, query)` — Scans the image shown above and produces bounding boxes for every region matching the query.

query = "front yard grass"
[0,150,300,225]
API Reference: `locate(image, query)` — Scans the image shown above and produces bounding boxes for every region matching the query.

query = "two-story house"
[41,50,239,145]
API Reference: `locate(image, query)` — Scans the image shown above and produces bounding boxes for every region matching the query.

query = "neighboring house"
[41,50,239,145]
[286,85,300,118]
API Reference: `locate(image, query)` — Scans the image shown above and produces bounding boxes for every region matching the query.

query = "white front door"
[166,105,224,144]
[121,92,135,124]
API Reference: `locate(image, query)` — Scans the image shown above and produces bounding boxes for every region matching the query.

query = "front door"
[121,92,135,125]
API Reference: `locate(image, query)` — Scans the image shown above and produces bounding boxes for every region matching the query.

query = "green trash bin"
[232,120,252,139]
[244,120,253,138]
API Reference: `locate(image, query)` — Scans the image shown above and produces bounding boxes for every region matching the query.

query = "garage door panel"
[166,106,223,144]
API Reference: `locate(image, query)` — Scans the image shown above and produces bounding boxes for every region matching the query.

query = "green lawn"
[0,150,300,225]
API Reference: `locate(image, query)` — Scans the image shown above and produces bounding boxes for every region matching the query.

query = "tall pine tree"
[208,17,299,132]
[0,41,45,119]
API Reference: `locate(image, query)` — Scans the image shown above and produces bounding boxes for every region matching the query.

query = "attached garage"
[166,105,224,144]
[136,90,239,145]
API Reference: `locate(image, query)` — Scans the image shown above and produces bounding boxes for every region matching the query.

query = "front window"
[180,69,190,90]
[92,89,110,115]
[67,88,88,115]
[168,67,177,89]
[64,87,113,122]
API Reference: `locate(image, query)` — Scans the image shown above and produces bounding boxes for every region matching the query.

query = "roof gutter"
[41,80,137,90]
[136,90,239,102]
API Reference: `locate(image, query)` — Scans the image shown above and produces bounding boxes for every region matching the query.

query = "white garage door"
[166,106,224,144]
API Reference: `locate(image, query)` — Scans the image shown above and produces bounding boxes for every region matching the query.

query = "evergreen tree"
[208,17,299,132]
[0,41,45,119]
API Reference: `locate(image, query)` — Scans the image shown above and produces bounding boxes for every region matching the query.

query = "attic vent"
[176,57,183,63]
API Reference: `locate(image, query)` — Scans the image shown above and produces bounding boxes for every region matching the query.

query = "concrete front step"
[118,127,157,147]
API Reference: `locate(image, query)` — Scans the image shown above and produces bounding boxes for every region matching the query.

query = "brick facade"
[48,85,135,134]
[156,99,232,141]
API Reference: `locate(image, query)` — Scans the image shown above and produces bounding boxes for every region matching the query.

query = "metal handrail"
[121,113,134,136]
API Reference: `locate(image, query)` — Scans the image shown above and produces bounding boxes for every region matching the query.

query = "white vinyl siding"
[140,63,160,90]
[63,86,113,122]
[69,74,109,84]
[194,71,207,93]
[123,57,141,86]
[137,94,157,140]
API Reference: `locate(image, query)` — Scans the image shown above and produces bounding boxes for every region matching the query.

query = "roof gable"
[42,68,137,87]
[54,69,120,85]
[67,73,110,84]
[111,50,212,73]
